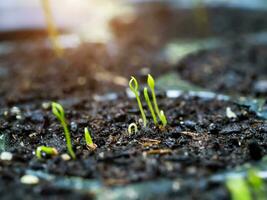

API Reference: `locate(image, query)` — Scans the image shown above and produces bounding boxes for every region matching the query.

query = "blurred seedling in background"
[128,123,138,134]
[52,102,76,159]
[41,0,63,57]
[226,176,251,200]
[226,168,266,200]
[84,127,97,151]
[247,169,266,200]
[129,75,167,128]
[36,146,58,159]
[129,76,147,127]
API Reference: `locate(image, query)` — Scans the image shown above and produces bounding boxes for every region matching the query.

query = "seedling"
[159,110,167,127]
[36,146,58,159]
[128,123,138,134]
[52,102,76,159]
[226,176,252,200]
[144,87,157,124]
[147,74,167,126]
[247,169,266,200]
[129,76,147,127]
[84,127,97,150]
[41,0,63,57]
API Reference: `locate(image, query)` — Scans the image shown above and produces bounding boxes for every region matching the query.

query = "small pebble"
[0,152,13,161]
[20,175,39,185]
[70,121,78,132]
[226,107,237,119]
[254,80,267,94]
[42,102,50,110]
[61,153,71,161]
[10,106,21,115]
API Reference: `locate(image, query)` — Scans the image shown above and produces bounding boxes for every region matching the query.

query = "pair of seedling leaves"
[129,74,167,128]
[37,75,166,159]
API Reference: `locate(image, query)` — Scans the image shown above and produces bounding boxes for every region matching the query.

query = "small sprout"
[144,87,157,124]
[128,123,138,134]
[147,74,160,117]
[129,76,147,127]
[247,169,266,200]
[36,146,58,159]
[84,127,97,151]
[147,74,167,126]
[226,176,252,200]
[159,110,167,127]
[52,102,76,159]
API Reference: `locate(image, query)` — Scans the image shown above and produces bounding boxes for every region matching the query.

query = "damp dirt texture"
[0,93,267,199]
[177,42,267,98]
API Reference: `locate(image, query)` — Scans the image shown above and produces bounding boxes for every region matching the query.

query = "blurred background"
[1,0,267,102]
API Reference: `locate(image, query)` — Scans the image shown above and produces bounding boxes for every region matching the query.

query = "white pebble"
[0,152,13,161]
[61,153,71,161]
[226,107,237,119]
[20,175,39,185]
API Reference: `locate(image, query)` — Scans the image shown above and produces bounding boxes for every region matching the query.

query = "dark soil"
[177,42,267,97]
[0,93,267,199]
[0,40,170,106]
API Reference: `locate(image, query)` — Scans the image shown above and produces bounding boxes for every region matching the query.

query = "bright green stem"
[134,90,147,127]
[61,120,76,159]
[84,127,93,145]
[144,87,157,125]
[147,74,160,119]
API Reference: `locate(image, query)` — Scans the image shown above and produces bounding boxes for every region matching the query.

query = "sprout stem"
[144,87,157,125]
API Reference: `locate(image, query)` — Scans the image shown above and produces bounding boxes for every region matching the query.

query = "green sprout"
[226,176,252,200]
[84,127,97,150]
[36,146,58,159]
[147,74,160,117]
[129,76,147,127]
[144,87,157,124]
[52,102,76,159]
[147,74,167,127]
[159,110,167,127]
[247,169,266,200]
[128,123,138,134]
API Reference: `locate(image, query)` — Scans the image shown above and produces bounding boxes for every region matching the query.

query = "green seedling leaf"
[36,146,58,159]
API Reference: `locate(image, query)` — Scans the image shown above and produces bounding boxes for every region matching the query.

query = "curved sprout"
[144,87,157,125]
[52,102,76,159]
[36,146,58,159]
[128,123,138,134]
[129,77,147,127]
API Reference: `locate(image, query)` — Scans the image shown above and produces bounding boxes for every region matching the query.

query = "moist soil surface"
[0,92,267,199]
[177,42,267,98]
[0,40,169,106]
